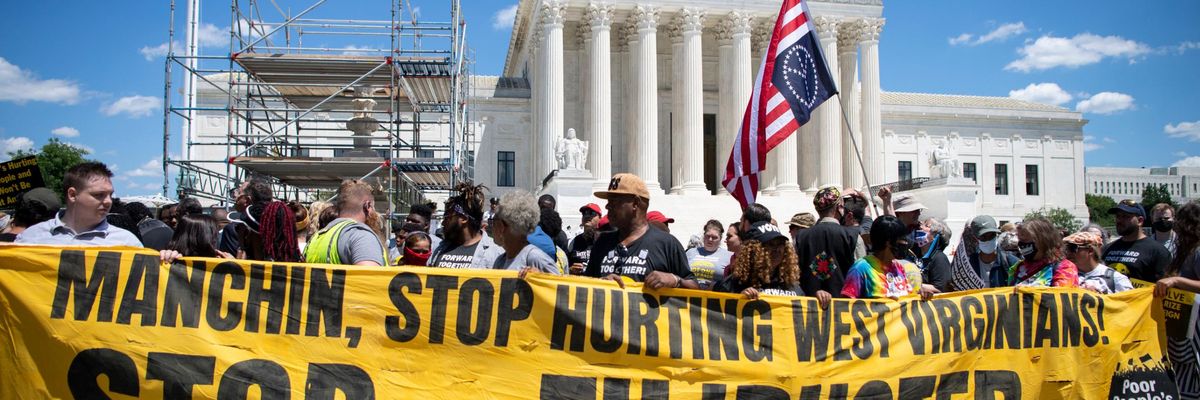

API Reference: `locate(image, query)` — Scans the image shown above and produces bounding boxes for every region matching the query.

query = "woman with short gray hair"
[915,217,953,291]
[492,190,559,273]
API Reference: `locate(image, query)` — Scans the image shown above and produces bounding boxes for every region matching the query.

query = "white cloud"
[1102,137,1117,143]
[1006,33,1151,72]
[951,22,1027,46]
[64,142,94,154]
[0,136,35,159]
[1075,92,1135,114]
[1175,151,1190,158]
[0,57,81,105]
[1008,83,1072,106]
[1174,41,1200,55]
[197,23,226,47]
[1082,135,1106,152]
[101,95,162,118]
[1166,121,1200,141]
[139,41,178,61]
[1175,156,1200,168]
[492,4,518,30]
[140,23,233,62]
[51,126,79,138]
[341,45,375,56]
[948,33,972,46]
[128,158,163,178]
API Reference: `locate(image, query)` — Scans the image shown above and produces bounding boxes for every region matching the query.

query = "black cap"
[747,221,786,243]
[1108,199,1145,218]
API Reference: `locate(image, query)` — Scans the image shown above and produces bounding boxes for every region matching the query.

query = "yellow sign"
[0,245,1177,399]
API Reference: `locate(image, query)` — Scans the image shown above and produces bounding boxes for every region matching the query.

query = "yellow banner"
[0,245,1178,399]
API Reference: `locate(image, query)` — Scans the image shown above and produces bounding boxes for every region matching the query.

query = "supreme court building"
[468,0,1090,236]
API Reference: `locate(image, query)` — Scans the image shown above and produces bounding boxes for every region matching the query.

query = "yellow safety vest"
[304,219,387,265]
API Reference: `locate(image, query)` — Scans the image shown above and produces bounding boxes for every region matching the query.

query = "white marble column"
[801,119,819,192]
[752,20,776,194]
[529,29,542,184]
[763,20,801,194]
[586,3,614,188]
[676,8,707,194]
[632,5,662,192]
[715,12,753,195]
[669,24,684,193]
[537,1,566,180]
[813,16,843,188]
[620,22,638,176]
[857,18,885,187]
[838,21,864,190]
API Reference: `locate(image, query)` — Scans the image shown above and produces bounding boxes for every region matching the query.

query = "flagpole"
[833,92,881,217]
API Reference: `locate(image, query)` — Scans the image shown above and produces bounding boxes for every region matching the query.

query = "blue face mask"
[913,230,930,248]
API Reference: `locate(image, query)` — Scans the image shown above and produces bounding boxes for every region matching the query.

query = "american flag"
[721,0,837,209]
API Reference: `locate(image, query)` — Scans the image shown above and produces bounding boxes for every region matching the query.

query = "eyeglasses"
[1065,243,1081,253]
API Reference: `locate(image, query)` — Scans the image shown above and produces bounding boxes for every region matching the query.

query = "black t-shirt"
[713,275,804,297]
[794,222,856,297]
[1102,237,1172,281]
[0,232,16,242]
[429,242,480,269]
[585,226,693,282]
[916,252,952,291]
[568,232,595,266]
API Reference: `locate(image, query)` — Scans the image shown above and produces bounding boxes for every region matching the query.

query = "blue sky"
[0,0,1197,198]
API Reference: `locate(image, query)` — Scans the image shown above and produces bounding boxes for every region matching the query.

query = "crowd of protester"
[4,162,1200,396]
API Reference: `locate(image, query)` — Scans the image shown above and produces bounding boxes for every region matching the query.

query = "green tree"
[1140,183,1178,212]
[8,138,94,200]
[1024,207,1083,233]
[1085,194,1116,227]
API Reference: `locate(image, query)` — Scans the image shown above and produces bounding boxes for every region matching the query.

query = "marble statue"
[556,128,589,170]
[929,142,961,179]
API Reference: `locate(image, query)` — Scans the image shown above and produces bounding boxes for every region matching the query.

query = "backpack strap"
[1104,267,1117,293]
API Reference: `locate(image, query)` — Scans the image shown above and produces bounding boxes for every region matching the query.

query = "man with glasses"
[585,173,697,290]
[1102,200,1172,281]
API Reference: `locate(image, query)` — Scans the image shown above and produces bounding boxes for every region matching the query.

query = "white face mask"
[978,238,999,254]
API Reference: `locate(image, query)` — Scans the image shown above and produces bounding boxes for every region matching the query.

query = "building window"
[497,151,515,187]
[898,161,912,181]
[995,164,1009,195]
[963,162,977,182]
[1025,165,1039,196]
[417,149,436,158]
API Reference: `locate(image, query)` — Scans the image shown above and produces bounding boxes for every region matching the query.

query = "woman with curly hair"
[715,221,802,299]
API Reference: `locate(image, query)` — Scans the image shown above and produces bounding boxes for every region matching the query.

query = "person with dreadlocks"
[256,200,302,262]
[304,180,388,266]
[427,182,503,269]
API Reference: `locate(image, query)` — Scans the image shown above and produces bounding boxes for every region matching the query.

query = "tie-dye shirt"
[1008,258,1079,288]
[841,255,922,299]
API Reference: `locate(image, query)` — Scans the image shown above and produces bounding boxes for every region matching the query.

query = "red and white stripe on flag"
[721,0,819,209]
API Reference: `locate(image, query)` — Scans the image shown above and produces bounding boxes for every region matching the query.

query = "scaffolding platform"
[233,53,453,112]
[162,0,474,211]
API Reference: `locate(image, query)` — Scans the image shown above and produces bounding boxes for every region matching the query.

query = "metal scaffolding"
[161,0,472,211]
